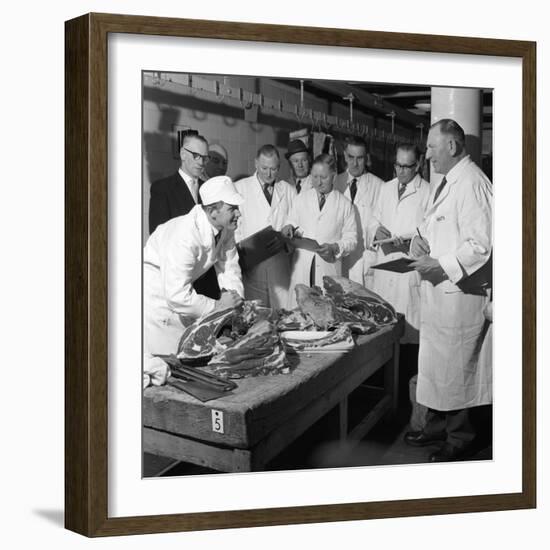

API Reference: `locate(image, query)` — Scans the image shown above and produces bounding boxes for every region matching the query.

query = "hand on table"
[217,290,243,309]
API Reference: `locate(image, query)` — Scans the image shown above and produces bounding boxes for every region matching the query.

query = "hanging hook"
[343,93,356,125]
[385,110,396,135]
[299,79,305,116]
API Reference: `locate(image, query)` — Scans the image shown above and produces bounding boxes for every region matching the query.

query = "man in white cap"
[143,175,245,355]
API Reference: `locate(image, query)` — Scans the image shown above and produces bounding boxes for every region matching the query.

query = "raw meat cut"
[209,319,278,364]
[276,308,315,332]
[208,319,288,378]
[294,284,338,330]
[208,343,288,379]
[323,276,397,326]
[176,306,235,363]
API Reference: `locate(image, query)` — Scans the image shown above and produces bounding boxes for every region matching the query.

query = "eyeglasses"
[184,147,210,162]
[394,162,417,170]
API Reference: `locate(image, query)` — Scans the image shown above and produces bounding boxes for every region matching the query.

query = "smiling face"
[311,162,335,195]
[344,144,367,177]
[255,154,279,185]
[180,136,209,179]
[425,126,454,175]
[211,203,241,231]
[289,151,310,179]
[394,149,419,186]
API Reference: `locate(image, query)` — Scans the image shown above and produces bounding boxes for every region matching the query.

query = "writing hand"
[410,234,431,257]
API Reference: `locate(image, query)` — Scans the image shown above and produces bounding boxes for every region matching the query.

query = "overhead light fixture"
[414,101,431,112]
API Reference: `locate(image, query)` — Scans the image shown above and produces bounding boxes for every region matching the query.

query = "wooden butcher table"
[143,319,403,473]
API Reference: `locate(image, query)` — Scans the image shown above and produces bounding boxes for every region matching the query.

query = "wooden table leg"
[384,340,400,412]
[339,396,348,441]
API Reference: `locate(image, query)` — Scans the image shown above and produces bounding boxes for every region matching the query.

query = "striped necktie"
[263,183,273,206]
[319,193,326,211]
[398,182,408,200]
[433,176,447,203]
[349,178,358,203]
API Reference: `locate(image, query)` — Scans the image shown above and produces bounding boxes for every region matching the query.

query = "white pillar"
[430,87,483,173]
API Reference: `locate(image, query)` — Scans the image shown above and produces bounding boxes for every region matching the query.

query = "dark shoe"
[404,430,446,447]
[429,443,465,462]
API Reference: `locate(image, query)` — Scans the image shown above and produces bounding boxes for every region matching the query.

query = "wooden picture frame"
[65,12,536,537]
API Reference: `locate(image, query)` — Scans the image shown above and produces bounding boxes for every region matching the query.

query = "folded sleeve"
[440,175,492,283]
[160,234,216,318]
[335,201,358,258]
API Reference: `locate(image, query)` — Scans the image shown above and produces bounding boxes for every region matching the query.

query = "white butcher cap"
[199,175,243,206]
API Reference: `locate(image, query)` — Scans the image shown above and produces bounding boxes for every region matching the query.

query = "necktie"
[349,178,358,203]
[195,180,203,204]
[433,176,447,204]
[319,193,326,211]
[214,231,222,247]
[398,182,408,200]
[263,183,273,206]
[191,179,199,204]
[296,179,302,194]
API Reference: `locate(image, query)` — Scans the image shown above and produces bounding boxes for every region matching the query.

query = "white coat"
[335,171,384,286]
[416,156,492,411]
[234,173,296,309]
[286,188,357,308]
[143,205,243,355]
[370,174,431,343]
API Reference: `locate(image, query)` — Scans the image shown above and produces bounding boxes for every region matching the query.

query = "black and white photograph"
[141,71,493,478]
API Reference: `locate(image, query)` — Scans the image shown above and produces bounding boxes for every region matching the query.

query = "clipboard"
[371,257,415,273]
[237,226,284,272]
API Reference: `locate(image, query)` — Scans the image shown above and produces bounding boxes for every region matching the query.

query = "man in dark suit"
[149,132,220,299]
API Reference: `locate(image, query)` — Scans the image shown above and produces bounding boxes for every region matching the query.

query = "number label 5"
[211,410,224,434]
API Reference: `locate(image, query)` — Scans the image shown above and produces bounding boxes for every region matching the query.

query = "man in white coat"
[405,119,492,462]
[282,154,357,308]
[285,139,313,194]
[370,143,431,344]
[234,144,296,309]
[335,136,384,286]
[143,176,244,355]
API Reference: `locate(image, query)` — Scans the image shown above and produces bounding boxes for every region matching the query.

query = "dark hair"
[312,153,337,173]
[394,142,420,161]
[344,135,368,152]
[431,119,466,152]
[256,144,280,160]
[182,132,208,149]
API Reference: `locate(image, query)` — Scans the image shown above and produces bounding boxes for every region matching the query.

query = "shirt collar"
[347,170,364,183]
[179,168,197,186]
